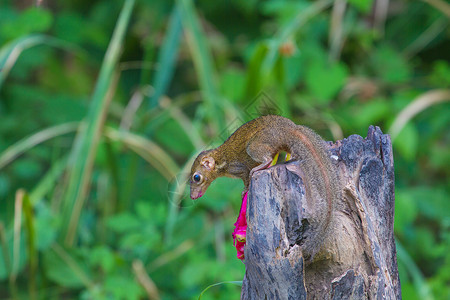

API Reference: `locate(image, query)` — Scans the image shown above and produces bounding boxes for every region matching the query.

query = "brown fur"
[189,115,341,261]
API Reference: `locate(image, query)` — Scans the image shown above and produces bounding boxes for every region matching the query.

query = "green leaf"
[244,43,269,99]
[429,60,450,87]
[393,122,418,160]
[120,229,159,251]
[106,213,141,233]
[394,190,418,236]
[372,45,411,84]
[104,275,143,300]
[54,12,108,47]
[261,1,309,22]
[135,201,152,219]
[353,100,390,128]
[429,142,450,172]
[54,12,86,44]
[284,54,304,90]
[411,187,449,221]
[43,245,93,288]
[89,246,115,273]
[0,7,52,40]
[35,203,60,250]
[261,0,333,75]
[11,158,42,180]
[401,282,421,300]
[181,261,210,286]
[348,0,373,13]
[220,68,246,102]
[20,7,53,33]
[305,61,348,103]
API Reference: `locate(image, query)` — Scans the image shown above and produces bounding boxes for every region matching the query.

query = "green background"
[0,0,449,299]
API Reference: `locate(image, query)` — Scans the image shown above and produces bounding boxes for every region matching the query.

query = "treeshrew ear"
[201,156,215,170]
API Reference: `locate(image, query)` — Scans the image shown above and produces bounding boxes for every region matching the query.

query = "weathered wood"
[241,126,401,300]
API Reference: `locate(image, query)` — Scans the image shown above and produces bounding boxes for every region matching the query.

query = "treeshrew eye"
[193,174,201,182]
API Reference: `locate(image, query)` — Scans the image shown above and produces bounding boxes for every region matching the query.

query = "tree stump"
[240,126,401,299]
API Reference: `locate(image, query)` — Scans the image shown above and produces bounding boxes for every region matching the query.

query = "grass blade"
[148,240,194,272]
[149,5,183,108]
[164,156,196,246]
[329,0,347,61]
[22,192,37,300]
[61,0,136,247]
[0,34,86,91]
[50,243,95,290]
[0,222,17,299]
[422,0,450,18]
[106,125,184,247]
[11,190,24,283]
[132,260,161,300]
[104,127,180,180]
[396,239,433,300]
[29,156,68,205]
[403,17,448,59]
[0,222,11,276]
[388,89,450,141]
[178,0,224,129]
[0,122,78,170]
[198,281,243,300]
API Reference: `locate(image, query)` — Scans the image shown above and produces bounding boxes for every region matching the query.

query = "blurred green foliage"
[0,0,449,299]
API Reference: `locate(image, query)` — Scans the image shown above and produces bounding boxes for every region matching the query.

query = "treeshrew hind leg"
[249,158,273,178]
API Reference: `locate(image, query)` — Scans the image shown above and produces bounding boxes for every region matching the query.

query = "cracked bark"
[240,126,401,300]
